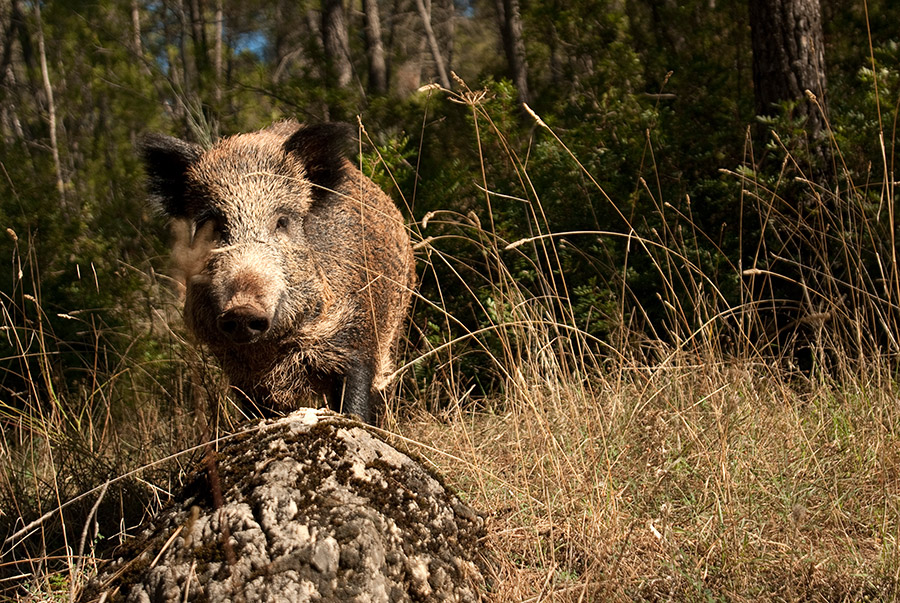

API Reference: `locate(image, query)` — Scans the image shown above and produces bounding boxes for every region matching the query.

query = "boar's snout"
[217,305,271,344]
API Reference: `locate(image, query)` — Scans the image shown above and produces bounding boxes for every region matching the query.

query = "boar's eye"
[275,215,290,233]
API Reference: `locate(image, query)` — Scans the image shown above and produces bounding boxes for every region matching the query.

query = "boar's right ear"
[138,133,203,218]
[283,122,354,197]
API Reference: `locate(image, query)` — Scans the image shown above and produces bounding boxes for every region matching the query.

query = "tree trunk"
[385,0,401,86]
[0,0,23,89]
[188,0,209,93]
[547,22,562,88]
[1,1,29,149]
[749,0,827,139]
[130,0,142,55]
[214,0,223,103]
[175,0,194,96]
[362,0,387,95]
[495,0,529,105]
[414,0,451,89]
[435,0,454,75]
[33,0,65,204]
[321,0,353,88]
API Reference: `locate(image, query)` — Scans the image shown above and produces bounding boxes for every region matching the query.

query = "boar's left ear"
[138,133,203,218]
[283,122,355,197]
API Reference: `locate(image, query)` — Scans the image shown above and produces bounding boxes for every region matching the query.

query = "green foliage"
[0,0,895,403]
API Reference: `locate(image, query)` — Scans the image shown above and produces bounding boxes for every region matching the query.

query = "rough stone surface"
[86,409,486,602]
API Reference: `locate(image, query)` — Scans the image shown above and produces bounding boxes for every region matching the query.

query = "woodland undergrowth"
[3,85,900,602]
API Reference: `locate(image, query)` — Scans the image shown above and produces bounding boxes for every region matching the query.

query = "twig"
[71,480,110,600]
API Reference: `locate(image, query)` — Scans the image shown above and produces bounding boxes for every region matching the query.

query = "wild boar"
[140,121,415,424]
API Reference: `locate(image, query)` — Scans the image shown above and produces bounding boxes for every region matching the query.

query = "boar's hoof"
[217,305,271,343]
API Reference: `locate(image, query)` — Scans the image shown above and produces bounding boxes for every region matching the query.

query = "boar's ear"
[283,122,354,197]
[138,133,203,218]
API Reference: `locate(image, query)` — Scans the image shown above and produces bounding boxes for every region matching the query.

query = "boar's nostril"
[217,306,271,343]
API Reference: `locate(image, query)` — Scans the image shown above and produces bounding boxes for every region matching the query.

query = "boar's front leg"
[329,358,375,424]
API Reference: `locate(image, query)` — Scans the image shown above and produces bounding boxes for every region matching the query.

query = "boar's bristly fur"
[139,121,415,425]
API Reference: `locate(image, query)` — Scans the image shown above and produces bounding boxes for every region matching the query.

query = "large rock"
[87,409,486,602]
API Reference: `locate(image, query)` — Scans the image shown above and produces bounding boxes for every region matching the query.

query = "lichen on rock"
[85,409,487,602]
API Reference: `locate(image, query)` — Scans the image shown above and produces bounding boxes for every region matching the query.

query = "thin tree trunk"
[34,1,65,204]
[495,0,529,105]
[0,0,24,91]
[414,0,450,89]
[749,0,827,139]
[131,0,142,55]
[189,0,208,65]
[435,0,454,73]
[307,8,323,53]
[385,0,401,86]
[2,77,24,142]
[214,0,223,103]
[321,0,353,88]
[362,0,387,95]
[175,0,194,96]
[547,23,562,88]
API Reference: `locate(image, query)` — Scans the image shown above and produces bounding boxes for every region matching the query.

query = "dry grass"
[0,233,234,601]
[4,82,900,601]
[384,83,900,600]
[395,358,900,601]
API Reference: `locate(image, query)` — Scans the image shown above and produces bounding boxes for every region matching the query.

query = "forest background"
[3,0,900,599]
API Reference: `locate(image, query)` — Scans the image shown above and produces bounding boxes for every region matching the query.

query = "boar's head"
[139,122,354,348]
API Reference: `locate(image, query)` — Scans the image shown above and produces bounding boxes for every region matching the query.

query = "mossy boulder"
[86,409,487,602]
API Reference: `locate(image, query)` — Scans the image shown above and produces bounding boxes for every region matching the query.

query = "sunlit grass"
[384,83,900,600]
[4,79,900,601]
